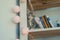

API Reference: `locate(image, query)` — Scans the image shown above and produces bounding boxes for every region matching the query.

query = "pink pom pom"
[12,16,20,23]
[12,6,20,13]
[21,0,25,3]
[22,28,29,35]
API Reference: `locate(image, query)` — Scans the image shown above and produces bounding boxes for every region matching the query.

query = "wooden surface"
[27,0,60,10]
[28,30,60,39]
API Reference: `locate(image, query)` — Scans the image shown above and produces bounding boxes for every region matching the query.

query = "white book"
[34,17,44,29]
[47,16,54,28]
[49,20,55,28]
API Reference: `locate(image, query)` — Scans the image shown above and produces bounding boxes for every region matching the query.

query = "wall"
[0,0,16,40]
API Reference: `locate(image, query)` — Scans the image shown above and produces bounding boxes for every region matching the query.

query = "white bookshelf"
[29,27,60,32]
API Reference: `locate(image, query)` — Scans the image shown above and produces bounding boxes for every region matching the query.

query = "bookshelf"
[29,27,60,32]
[27,0,60,10]
[28,29,60,40]
[27,0,60,40]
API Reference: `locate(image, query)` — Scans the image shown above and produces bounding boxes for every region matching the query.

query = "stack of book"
[27,15,54,29]
[39,15,54,29]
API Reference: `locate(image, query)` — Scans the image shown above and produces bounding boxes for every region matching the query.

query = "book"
[34,17,44,29]
[32,18,40,28]
[42,15,49,28]
[47,16,54,28]
[27,13,40,29]
[44,15,52,28]
[39,17,46,28]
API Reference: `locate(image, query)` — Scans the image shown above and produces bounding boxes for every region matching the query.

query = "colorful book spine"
[44,15,52,28]
[42,15,49,28]
[40,17,46,28]
[34,17,44,29]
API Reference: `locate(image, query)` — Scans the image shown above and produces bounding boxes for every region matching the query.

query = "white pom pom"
[12,6,20,13]
[22,27,29,35]
[12,16,20,23]
[16,39,19,40]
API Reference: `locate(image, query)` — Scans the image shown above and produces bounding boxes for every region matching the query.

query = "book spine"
[32,18,40,28]
[42,16,49,28]
[44,15,52,28]
[49,20,55,28]
[47,16,54,28]
[34,17,44,29]
[40,17,46,28]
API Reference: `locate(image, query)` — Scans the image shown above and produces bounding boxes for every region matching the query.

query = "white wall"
[0,0,16,40]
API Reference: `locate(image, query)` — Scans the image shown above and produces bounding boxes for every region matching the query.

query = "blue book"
[43,15,52,28]
[47,16,54,28]
[39,17,46,28]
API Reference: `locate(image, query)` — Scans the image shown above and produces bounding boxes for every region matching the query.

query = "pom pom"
[12,16,20,23]
[21,0,25,3]
[16,39,19,40]
[12,6,20,13]
[22,27,29,35]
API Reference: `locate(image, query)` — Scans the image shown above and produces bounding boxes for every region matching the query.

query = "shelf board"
[29,27,60,38]
[29,27,60,32]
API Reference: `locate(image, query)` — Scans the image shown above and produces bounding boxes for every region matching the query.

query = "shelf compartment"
[29,27,60,32]
[29,28,60,38]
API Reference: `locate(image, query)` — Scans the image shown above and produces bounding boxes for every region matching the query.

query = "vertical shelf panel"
[20,0,28,40]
